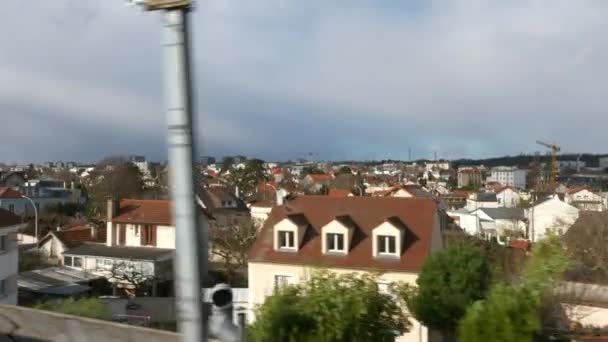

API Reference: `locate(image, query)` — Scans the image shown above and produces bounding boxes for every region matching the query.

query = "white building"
[527,196,579,242]
[565,187,603,212]
[555,160,586,171]
[469,208,527,237]
[248,196,445,342]
[488,167,527,189]
[466,192,499,210]
[447,208,480,235]
[0,209,24,304]
[599,156,608,170]
[425,162,451,172]
[495,187,522,208]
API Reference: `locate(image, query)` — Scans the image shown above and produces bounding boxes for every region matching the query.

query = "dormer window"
[326,233,345,253]
[273,214,308,252]
[278,231,295,249]
[372,216,407,258]
[377,235,396,255]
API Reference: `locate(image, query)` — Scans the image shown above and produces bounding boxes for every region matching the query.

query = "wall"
[529,198,579,242]
[448,211,479,235]
[496,189,521,208]
[248,262,428,342]
[0,304,182,342]
[155,225,175,249]
[0,229,19,305]
[108,223,175,249]
[0,198,27,215]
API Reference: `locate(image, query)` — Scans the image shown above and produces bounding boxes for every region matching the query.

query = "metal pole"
[163,8,206,342]
[22,195,38,242]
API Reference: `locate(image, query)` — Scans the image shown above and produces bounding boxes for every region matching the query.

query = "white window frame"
[65,255,83,269]
[377,235,397,256]
[274,274,292,289]
[326,233,346,253]
[277,230,295,250]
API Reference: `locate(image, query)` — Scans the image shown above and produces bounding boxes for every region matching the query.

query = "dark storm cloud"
[2,0,608,163]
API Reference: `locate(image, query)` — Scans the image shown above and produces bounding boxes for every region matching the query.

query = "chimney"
[276,190,284,206]
[235,186,240,199]
[56,227,61,232]
[90,225,98,239]
[107,197,119,222]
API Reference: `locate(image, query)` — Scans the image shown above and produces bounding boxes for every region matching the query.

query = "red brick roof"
[0,187,22,199]
[328,189,352,198]
[113,199,173,225]
[309,174,332,181]
[567,186,591,195]
[49,226,105,247]
[249,196,438,272]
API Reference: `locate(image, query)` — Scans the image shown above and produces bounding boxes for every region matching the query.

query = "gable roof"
[478,208,525,220]
[249,196,438,272]
[475,192,498,202]
[0,208,20,228]
[0,187,22,199]
[39,226,105,248]
[112,199,172,225]
[567,186,592,195]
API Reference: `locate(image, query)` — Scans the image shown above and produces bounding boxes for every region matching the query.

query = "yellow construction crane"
[536,140,561,183]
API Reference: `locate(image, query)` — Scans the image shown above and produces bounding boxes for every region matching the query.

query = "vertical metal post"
[238,313,247,342]
[163,8,206,342]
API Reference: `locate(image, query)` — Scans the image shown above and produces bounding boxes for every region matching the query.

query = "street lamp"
[21,195,38,242]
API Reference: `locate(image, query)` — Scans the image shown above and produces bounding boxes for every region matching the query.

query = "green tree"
[337,166,352,174]
[249,271,410,342]
[302,167,325,175]
[458,236,570,342]
[404,243,491,339]
[35,297,110,320]
[226,159,268,200]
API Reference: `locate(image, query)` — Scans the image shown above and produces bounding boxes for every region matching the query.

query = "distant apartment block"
[457,169,482,188]
[488,166,527,189]
[200,156,216,166]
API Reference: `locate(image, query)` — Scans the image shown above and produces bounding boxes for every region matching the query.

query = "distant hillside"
[452,154,608,169]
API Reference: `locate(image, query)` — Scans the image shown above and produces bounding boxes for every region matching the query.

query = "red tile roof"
[50,226,105,247]
[327,189,352,198]
[309,174,332,181]
[0,208,20,228]
[567,186,591,195]
[249,196,439,273]
[112,199,173,225]
[0,187,22,199]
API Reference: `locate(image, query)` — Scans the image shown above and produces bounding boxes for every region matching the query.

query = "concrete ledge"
[0,304,179,342]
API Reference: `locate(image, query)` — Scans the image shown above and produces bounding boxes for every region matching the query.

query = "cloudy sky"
[2,0,607,163]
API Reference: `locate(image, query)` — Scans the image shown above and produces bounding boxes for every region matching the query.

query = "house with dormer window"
[248,196,445,342]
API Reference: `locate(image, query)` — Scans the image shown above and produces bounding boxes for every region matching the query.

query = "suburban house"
[21,178,85,214]
[0,172,27,190]
[0,208,24,304]
[299,174,333,194]
[38,225,106,261]
[565,187,604,212]
[527,195,579,242]
[248,196,445,342]
[0,187,27,215]
[466,192,499,210]
[198,185,249,227]
[440,190,470,210]
[494,186,522,208]
[487,166,527,189]
[469,207,527,238]
[457,168,482,189]
[61,199,210,295]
